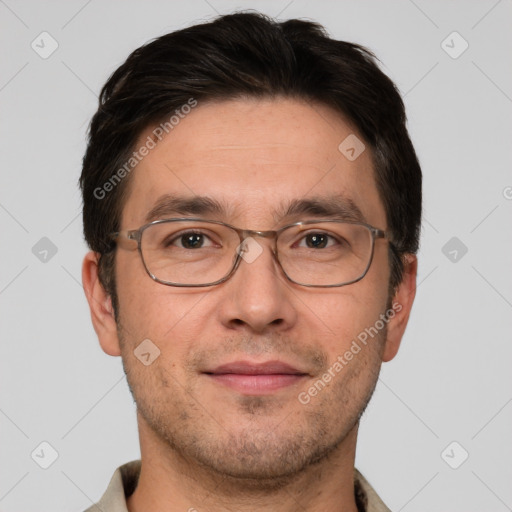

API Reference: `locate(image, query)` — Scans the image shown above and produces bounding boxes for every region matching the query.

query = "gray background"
[1,0,511,510]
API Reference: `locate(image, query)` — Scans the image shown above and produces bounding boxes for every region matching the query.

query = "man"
[81,11,421,512]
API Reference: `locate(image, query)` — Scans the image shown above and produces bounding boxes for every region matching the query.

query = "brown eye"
[304,233,329,248]
[163,231,217,249]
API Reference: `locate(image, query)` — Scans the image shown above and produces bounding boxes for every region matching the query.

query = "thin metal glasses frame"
[110,218,392,288]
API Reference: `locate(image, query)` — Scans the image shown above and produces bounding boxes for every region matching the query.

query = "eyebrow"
[144,193,366,224]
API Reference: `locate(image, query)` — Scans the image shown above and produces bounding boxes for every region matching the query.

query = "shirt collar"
[85,460,390,512]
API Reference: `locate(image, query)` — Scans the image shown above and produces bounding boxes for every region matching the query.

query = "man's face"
[114,98,393,480]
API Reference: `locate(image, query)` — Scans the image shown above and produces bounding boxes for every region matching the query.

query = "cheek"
[309,269,390,359]
[317,299,385,358]
[116,260,213,362]
[116,249,175,331]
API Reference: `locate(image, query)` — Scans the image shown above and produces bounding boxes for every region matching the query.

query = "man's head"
[81,12,421,485]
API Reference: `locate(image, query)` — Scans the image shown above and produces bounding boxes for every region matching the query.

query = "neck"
[127,414,360,512]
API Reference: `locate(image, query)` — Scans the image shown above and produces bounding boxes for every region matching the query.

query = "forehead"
[121,98,386,229]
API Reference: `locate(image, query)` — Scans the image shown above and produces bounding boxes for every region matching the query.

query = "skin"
[82,98,417,512]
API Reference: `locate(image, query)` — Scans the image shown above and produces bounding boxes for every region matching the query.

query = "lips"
[204,360,308,395]
[207,360,307,376]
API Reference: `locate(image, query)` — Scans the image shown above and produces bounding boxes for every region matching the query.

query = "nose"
[216,235,298,333]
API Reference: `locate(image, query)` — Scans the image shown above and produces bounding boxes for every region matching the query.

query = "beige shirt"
[85,460,391,512]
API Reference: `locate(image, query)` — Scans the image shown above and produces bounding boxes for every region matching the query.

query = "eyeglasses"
[109,218,392,288]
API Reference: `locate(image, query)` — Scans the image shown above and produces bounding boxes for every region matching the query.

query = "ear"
[382,254,418,362]
[82,251,121,356]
